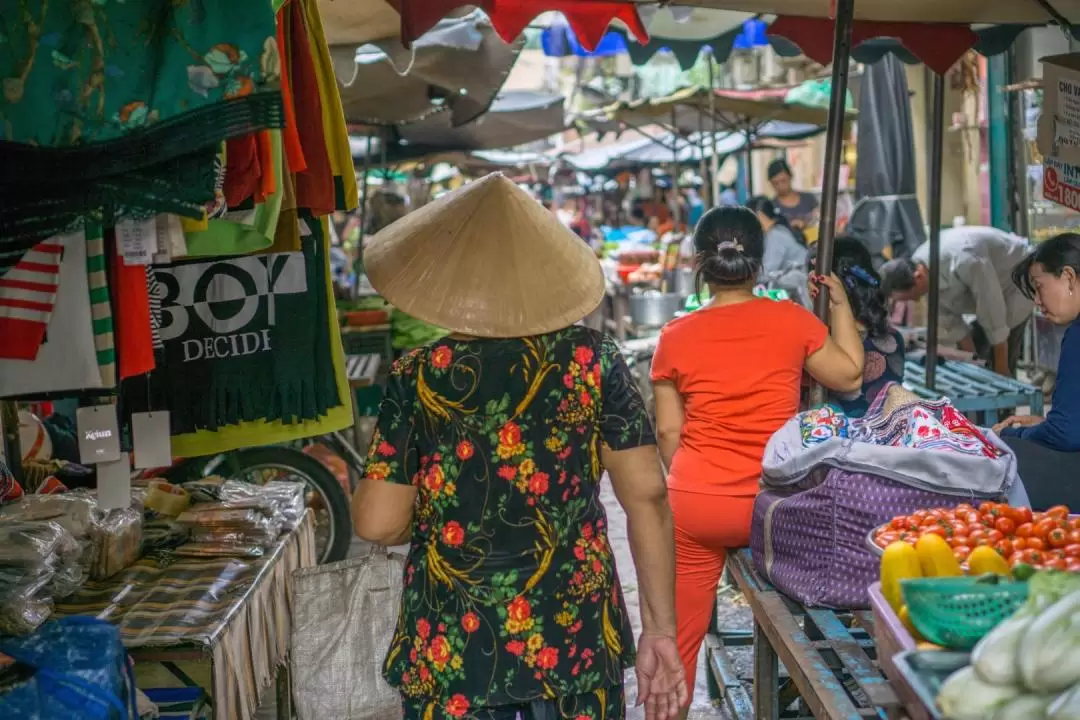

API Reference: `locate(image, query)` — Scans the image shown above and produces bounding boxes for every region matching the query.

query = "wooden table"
[708,550,906,720]
[902,359,1044,426]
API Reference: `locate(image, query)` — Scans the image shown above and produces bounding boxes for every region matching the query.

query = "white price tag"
[117,217,157,266]
[131,411,172,469]
[97,453,132,510]
[76,405,122,464]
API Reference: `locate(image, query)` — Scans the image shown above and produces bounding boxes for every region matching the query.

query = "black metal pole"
[708,55,720,207]
[808,0,856,408]
[926,71,946,390]
[743,128,754,199]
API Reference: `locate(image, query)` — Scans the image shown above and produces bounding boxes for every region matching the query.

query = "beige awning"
[632,0,1078,24]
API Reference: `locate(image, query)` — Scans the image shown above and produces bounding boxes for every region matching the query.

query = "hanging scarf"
[124,217,338,434]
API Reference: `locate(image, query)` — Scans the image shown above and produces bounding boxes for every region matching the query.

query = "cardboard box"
[1036,53,1080,211]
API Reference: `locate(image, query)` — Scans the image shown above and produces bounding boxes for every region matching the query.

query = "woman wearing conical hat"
[352,173,686,720]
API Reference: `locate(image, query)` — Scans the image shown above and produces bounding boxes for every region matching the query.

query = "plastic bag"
[0,492,98,538]
[90,508,143,581]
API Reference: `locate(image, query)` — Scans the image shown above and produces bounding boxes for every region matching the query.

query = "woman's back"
[650,298,827,496]
[371,326,648,705]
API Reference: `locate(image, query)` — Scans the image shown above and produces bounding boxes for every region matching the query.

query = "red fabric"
[254,130,276,202]
[768,16,977,76]
[393,0,648,52]
[276,4,307,174]
[110,247,155,380]
[0,240,62,361]
[288,0,335,215]
[224,134,260,207]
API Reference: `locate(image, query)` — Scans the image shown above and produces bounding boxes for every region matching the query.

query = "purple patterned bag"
[749,469,981,609]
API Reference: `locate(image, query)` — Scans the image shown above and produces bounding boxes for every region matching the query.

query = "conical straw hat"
[364,172,605,338]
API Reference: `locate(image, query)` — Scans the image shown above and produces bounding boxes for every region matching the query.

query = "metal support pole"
[743,128,754,198]
[352,134,374,300]
[926,72,946,390]
[808,0,856,408]
[708,55,720,207]
[697,102,709,206]
[671,108,681,227]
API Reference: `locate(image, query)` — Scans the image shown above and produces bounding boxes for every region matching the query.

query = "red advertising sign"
[1043,165,1080,212]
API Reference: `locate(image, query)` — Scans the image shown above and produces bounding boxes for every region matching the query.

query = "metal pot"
[673,268,696,298]
[628,292,683,328]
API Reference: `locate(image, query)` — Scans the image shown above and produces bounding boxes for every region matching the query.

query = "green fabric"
[84,222,117,388]
[125,230,339,433]
[183,131,284,258]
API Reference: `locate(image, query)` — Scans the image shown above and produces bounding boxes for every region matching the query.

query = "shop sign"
[1043,159,1080,212]
[1036,53,1080,212]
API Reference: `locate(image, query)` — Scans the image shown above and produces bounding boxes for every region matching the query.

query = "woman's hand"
[993,415,1044,434]
[809,273,851,311]
[635,631,688,719]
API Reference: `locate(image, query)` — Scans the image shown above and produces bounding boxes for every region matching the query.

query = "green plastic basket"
[901,576,1028,651]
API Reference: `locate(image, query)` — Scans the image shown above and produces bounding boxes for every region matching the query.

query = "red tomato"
[1021,549,1046,565]
[1008,506,1033,525]
[968,529,987,543]
[1049,528,1070,549]
[953,546,972,562]
[1069,530,1080,545]
[889,516,908,531]
[1045,557,1068,571]
[994,539,1015,558]
[986,529,1005,543]
[1068,517,1080,531]
[912,510,930,524]
[1013,538,1028,551]
[1027,537,1048,551]
[1034,512,1048,523]
[963,511,982,526]
[995,517,1017,536]
[1035,519,1059,539]
[1050,549,1067,561]
[1015,523,1035,539]
[947,536,966,548]
[875,532,898,548]
[921,526,947,539]
[1066,560,1080,574]
[978,502,996,515]
[954,503,975,515]
[1064,544,1080,558]
[1047,505,1071,521]
[1011,554,1030,569]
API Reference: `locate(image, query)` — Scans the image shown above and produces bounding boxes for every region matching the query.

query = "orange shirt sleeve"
[650,327,678,384]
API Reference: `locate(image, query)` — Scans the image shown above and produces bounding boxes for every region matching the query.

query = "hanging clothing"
[109,240,156,380]
[0,240,63,360]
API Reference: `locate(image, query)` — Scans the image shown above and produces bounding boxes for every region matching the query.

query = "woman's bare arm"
[652,381,684,473]
[805,273,865,392]
[352,478,417,546]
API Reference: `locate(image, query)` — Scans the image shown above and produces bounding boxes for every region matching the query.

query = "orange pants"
[670,488,756,703]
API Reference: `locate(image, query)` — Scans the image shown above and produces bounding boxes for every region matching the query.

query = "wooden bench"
[707,550,907,720]
[902,359,1044,426]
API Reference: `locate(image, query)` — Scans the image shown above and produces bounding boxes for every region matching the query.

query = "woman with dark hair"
[813,236,906,416]
[766,158,819,231]
[748,195,810,305]
[649,206,864,713]
[992,233,1080,508]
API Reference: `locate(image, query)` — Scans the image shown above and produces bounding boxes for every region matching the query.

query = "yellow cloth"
[171,214,353,457]
[300,0,359,212]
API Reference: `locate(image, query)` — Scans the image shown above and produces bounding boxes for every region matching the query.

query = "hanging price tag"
[76,405,122,464]
[97,453,132,510]
[117,217,157,265]
[131,411,172,469]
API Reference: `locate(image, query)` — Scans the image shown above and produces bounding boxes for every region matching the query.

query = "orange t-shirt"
[650,298,828,496]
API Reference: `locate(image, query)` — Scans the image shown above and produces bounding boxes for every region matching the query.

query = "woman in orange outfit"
[649,207,865,709]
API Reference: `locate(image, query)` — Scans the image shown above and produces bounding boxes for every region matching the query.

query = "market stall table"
[54,512,317,720]
[902,359,1044,426]
[711,550,909,720]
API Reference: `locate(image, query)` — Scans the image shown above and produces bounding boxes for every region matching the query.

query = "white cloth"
[912,226,1034,346]
[0,231,103,397]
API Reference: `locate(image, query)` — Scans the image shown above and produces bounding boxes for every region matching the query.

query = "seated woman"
[814,236,906,416]
[748,196,810,307]
[993,233,1080,509]
[651,207,864,713]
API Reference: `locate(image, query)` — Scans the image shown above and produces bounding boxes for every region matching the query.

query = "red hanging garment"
[394,0,648,52]
[287,0,335,215]
[110,246,155,380]
[224,134,261,208]
[767,17,977,76]
[277,4,308,174]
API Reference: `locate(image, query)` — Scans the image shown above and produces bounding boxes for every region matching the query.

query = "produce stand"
[901,360,1045,426]
[709,550,904,720]
[53,513,317,720]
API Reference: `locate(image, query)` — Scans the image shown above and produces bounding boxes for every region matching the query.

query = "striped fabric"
[0,240,63,360]
[86,226,117,388]
[147,267,164,351]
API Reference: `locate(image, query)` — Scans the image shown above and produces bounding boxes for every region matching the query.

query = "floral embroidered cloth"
[829,329,906,417]
[366,327,653,711]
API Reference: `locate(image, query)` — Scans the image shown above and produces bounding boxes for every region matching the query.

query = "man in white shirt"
[879,226,1034,376]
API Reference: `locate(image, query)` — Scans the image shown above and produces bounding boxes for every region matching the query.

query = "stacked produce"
[935,571,1080,720]
[872,502,1080,573]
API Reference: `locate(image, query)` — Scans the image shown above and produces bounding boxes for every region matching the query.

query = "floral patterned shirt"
[365,327,654,712]
[830,328,906,417]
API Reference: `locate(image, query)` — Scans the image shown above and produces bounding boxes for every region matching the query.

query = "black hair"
[767,158,792,181]
[747,195,793,230]
[878,257,918,298]
[823,236,890,338]
[630,198,647,222]
[692,206,764,293]
[1012,232,1080,299]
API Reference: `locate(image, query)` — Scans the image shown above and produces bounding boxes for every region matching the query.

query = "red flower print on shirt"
[417,618,431,640]
[431,346,453,369]
[563,373,576,389]
[377,441,396,456]
[456,441,474,461]
[536,646,559,670]
[507,596,531,623]
[497,465,518,481]
[574,346,594,366]
[445,694,470,717]
[429,635,452,665]
[506,640,525,656]
[462,612,480,633]
[498,422,522,447]
[441,521,465,547]
[424,465,445,492]
[528,472,550,495]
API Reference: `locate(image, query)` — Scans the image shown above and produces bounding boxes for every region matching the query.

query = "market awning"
[329,10,524,127]
[351,91,566,165]
[322,3,524,128]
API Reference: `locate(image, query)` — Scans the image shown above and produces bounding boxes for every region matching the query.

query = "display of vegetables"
[872,502,1080,573]
[938,571,1080,720]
